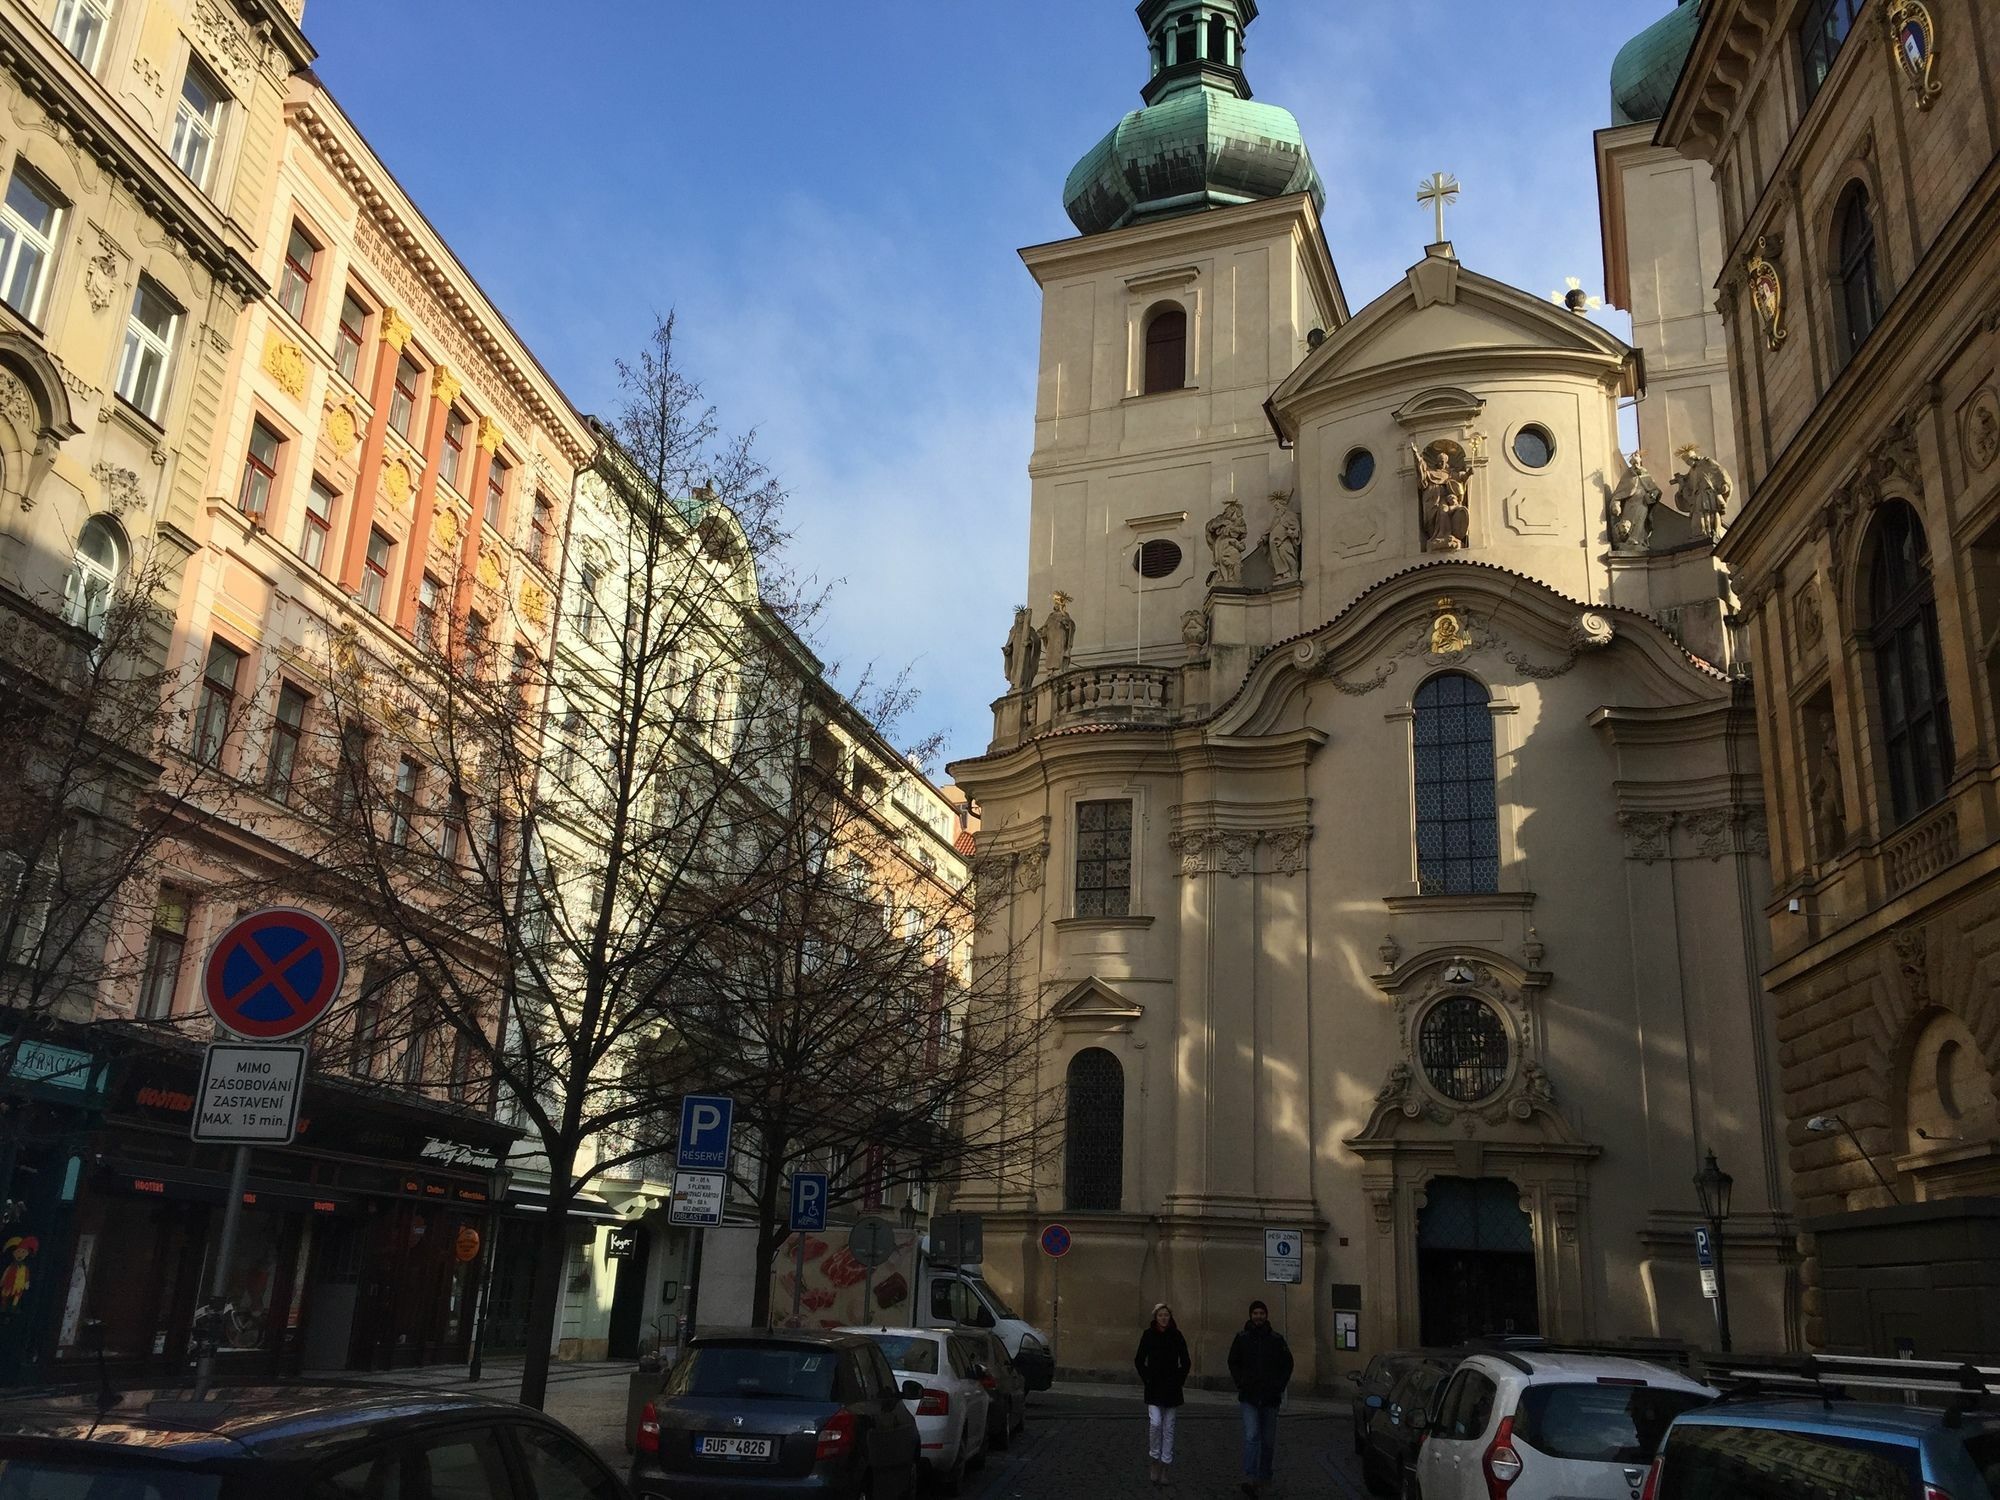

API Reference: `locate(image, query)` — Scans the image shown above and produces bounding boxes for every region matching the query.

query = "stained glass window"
[1064,1048,1124,1211]
[1074,800,1132,918]
[1414,672,1499,894]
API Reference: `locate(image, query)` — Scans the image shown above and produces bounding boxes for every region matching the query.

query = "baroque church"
[949,0,1797,1385]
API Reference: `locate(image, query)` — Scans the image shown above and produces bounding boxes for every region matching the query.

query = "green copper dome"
[1611,0,1702,125]
[1063,1,1324,237]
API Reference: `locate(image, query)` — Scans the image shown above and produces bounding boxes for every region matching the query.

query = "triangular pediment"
[1268,257,1635,438]
[1049,977,1144,1030]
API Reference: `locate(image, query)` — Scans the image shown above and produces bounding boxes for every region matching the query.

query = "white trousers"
[1147,1404,1178,1464]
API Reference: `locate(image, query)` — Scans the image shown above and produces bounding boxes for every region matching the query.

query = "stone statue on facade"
[1608,451,1665,550]
[1206,497,1247,585]
[1181,608,1209,657]
[1001,605,1040,692]
[1412,441,1470,552]
[1810,720,1846,856]
[1267,490,1302,583]
[1674,444,1733,542]
[1038,591,1075,680]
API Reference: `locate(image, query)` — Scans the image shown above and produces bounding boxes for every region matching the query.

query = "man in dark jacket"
[1226,1300,1293,1495]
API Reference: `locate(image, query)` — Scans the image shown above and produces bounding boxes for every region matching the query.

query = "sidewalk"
[1047,1376,1344,1416]
[302,1358,637,1464]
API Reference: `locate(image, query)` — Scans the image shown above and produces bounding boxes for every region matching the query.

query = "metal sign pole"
[792,1232,805,1325]
[192,1145,251,1399]
[1053,1258,1061,1371]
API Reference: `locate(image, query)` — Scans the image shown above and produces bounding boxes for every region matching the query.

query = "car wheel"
[937,1430,968,1495]
[1400,1466,1423,1500]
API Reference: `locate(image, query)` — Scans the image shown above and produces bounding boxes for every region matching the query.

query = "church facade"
[949,0,1796,1386]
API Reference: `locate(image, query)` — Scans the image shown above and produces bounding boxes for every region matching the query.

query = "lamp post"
[467,1160,513,1382]
[1692,1149,1734,1353]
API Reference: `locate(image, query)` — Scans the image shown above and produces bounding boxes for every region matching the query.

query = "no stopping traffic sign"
[202,907,345,1041]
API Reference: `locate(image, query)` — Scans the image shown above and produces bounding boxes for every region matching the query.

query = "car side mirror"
[1365,1394,1384,1410]
[1345,1370,1364,1386]
[1409,1407,1430,1432]
[901,1379,924,1402]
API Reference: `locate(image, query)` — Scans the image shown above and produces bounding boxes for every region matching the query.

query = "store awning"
[502,1186,626,1224]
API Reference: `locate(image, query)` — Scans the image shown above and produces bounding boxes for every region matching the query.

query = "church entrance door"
[1417,1176,1540,1346]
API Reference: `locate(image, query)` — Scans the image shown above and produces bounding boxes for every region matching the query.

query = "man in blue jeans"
[1226,1299,1294,1495]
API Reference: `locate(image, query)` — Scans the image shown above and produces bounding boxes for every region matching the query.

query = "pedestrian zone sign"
[1264,1228,1303,1285]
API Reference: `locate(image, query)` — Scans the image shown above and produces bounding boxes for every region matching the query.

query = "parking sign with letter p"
[677,1094,734,1172]
[790,1173,828,1232]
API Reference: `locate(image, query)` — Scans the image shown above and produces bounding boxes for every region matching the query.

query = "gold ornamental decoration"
[1745,238,1787,352]
[324,401,358,456]
[261,332,308,399]
[382,458,412,508]
[1886,0,1942,111]
[1430,596,1470,656]
[434,507,460,548]
[520,576,551,629]
[476,547,503,591]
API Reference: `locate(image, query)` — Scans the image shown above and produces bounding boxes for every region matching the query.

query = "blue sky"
[306,0,1682,771]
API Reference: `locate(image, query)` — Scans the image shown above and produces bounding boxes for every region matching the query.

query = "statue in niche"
[1674,444,1733,542]
[1206,497,1247,585]
[1810,720,1846,856]
[1038,591,1075,680]
[1001,605,1040,692]
[1267,490,1302,583]
[1412,441,1471,552]
[1181,608,1209,657]
[1608,451,1665,550]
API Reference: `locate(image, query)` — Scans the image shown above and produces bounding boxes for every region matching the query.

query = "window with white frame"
[170,60,225,190]
[0,161,64,323]
[360,527,392,615]
[51,0,112,70]
[62,516,122,638]
[237,419,281,519]
[116,277,179,420]
[299,476,335,571]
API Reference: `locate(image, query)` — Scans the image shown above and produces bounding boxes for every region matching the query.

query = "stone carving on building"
[433,507,460,549]
[1745,236,1787,350]
[1886,0,1943,110]
[1037,592,1074,680]
[1017,845,1049,891]
[1608,451,1664,550]
[1810,720,1846,857]
[1673,445,1732,541]
[1570,612,1614,652]
[1687,808,1733,860]
[83,232,123,312]
[325,401,359,456]
[90,462,143,513]
[0,370,37,437]
[1965,388,2000,472]
[1168,824,1310,878]
[192,0,258,89]
[432,364,462,409]
[1002,605,1041,691]
[261,333,308,399]
[476,548,503,591]
[1266,490,1301,583]
[1205,497,1247,584]
[1379,933,1402,973]
[1618,810,1673,863]
[382,459,412,509]
[1413,440,1471,551]
[519,576,550,630]
[1267,826,1309,875]
[1430,596,1470,656]
[1892,923,1931,1007]
[1181,608,1208,657]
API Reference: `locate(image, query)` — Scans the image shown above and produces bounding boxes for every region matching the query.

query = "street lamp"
[1692,1149,1733,1353]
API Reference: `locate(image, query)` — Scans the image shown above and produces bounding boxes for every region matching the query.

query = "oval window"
[1513,425,1555,469]
[1135,539,1183,579]
[1418,996,1510,1102]
[1341,448,1375,491]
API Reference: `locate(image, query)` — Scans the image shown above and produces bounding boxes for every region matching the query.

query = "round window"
[1135,539,1183,579]
[1341,448,1376,492]
[1418,996,1511,1102]
[1512,425,1555,469]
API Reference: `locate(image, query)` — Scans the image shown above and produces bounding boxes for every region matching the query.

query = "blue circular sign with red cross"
[203,907,345,1041]
[1039,1223,1071,1259]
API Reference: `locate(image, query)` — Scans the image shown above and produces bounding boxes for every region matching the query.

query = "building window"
[350,972,386,1077]
[51,0,112,69]
[440,786,467,865]
[1341,448,1376,492]
[333,722,371,822]
[1798,0,1862,102]
[334,289,367,383]
[1134,538,1182,579]
[170,60,225,191]
[464,610,490,678]
[1512,424,1555,469]
[531,492,554,569]
[299,476,335,571]
[137,889,190,1019]
[1074,800,1132,917]
[389,756,420,848]
[1142,304,1187,395]
[1869,502,1954,827]
[194,636,244,763]
[0,161,64,323]
[483,810,507,871]
[361,527,392,615]
[415,572,442,648]
[1837,185,1882,361]
[484,454,509,529]
[388,353,420,439]
[576,563,600,640]
[440,407,467,488]
[238,419,281,519]
[62,516,122,638]
[116,277,179,421]
[1063,1048,1124,1211]
[267,682,308,803]
[1418,996,1511,1102]
[448,1031,476,1104]
[510,643,532,709]
[276,222,317,323]
[1414,671,1499,895]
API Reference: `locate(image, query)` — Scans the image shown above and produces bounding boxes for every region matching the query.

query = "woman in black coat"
[1134,1303,1192,1486]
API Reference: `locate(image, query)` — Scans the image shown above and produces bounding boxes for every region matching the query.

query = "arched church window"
[1867,501,1952,826]
[63,515,124,639]
[1143,304,1188,395]
[1418,996,1511,1102]
[1413,672,1499,894]
[1837,184,1882,360]
[1207,15,1228,64]
[1064,1047,1124,1211]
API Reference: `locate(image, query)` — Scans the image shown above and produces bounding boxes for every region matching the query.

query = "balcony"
[990,662,1182,750]
[1883,802,1959,896]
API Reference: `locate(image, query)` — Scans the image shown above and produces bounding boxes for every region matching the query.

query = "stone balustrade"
[1048,663,1178,725]
[1884,801,1959,896]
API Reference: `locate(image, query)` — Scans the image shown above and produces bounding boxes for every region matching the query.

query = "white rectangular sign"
[1264,1228,1304,1285]
[1700,1266,1719,1300]
[670,1169,726,1226]
[191,1043,306,1144]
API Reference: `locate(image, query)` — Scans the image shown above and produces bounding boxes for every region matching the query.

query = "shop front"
[46,1033,516,1383]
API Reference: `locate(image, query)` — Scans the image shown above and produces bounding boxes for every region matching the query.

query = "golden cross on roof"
[1417,171,1461,244]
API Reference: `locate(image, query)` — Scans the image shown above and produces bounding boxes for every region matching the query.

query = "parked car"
[1349,1350,1453,1455]
[0,1384,627,1499]
[955,1326,1028,1449]
[1410,1349,1713,1500]
[840,1325,990,1493]
[633,1328,921,1500]
[1360,1355,1455,1497]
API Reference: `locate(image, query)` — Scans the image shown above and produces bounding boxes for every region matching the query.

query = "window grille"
[1064,1048,1124,1211]
[1414,672,1499,894]
[1418,996,1510,1102]
[1074,799,1132,918]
